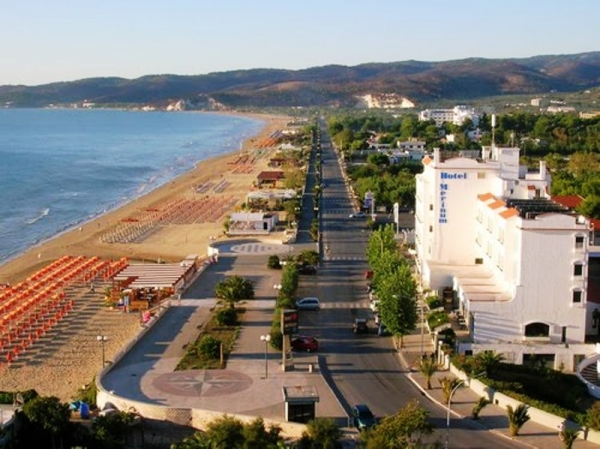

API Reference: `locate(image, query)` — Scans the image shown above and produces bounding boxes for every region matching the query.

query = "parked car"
[291,335,319,352]
[351,404,377,430]
[294,297,321,311]
[353,318,369,334]
[349,211,367,218]
[298,264,317,275]
[369,300,379,312]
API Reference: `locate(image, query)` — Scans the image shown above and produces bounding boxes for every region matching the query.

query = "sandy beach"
[0,112,290,401]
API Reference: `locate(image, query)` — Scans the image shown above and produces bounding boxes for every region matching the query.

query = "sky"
[1,0,599,86]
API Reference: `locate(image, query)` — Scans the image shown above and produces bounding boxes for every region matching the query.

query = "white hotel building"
[415,146,597,371]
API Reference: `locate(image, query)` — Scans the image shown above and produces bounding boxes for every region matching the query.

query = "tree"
[471,396,491,420]
[584,401,600,431]
[506,404,530,436]
[299,417,342,449]
[242,417,283,448]
[203,415,245,449]
[363,400,434,448]
[439,377,462,405]
[473,350,504,377]
[91,411,137,449]
[417,357,437,390]
[376,264,417,348]
[560,426,580,449]
[18,395,72,449]
[215,276,254,309]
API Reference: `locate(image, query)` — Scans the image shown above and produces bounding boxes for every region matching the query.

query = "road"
[303,123,520,448]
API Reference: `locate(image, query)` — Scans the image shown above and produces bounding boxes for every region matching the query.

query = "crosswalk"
[323,255,367,261]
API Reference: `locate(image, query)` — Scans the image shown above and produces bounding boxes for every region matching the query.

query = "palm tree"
[474,350,504,377]
[560,426,580,449]
[417,357,437,390]
[214,276,254,309]
[439,376,462,404]
[506,404,530,436]
[471,396,491,420]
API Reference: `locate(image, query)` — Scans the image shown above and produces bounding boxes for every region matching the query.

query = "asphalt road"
[309,123,520,448]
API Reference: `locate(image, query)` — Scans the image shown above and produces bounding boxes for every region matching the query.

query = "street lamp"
[445,372,485,449]
[96,335,108,368]
[260,334,271,378]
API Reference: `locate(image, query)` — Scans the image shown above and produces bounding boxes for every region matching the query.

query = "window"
[575,236,584,249]
[477,172,486,179]
[429,204,433,211]
[475,258,483,265]
[429,225,433,232]
[574,263,583,276]
[572,290,582,303]
[524,322,550,338]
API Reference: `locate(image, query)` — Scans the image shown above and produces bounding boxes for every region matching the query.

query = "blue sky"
[1,0,599,86]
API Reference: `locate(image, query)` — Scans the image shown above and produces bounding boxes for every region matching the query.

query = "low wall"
[450,364,600,444]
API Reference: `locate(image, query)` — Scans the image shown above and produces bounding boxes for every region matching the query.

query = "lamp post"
[419,300,425,357]
[445,372,485,449]
[260,334,271,378]
[96,335,108,368]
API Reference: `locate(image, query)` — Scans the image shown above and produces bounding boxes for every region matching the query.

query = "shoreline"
[0,111,288,285]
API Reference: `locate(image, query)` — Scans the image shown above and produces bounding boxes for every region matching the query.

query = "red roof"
[257,171,285,181]
[551,195,584,209]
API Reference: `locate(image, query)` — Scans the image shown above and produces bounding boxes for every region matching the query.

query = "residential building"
[415,146,596,371]
[418,105,479,127]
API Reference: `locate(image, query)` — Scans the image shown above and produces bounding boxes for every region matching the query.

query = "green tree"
[471,396,491,420]
[90,411,137,449]
[215,276,255,309]
[242,417,283,449]
[299,417,342,449]
[203,415,245,449]
[376,264,417,348]
[363,400,434,449]
[18,395,72,449]
[417,357,437,390]
[439,377,462,405]
[560,426,579,449]
[584,401,600,431]
[473,350,504,377]
[506,404,530,436]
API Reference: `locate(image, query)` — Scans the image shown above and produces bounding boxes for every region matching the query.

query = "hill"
[1,52,599,109]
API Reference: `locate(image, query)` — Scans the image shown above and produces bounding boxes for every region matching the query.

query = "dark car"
[353,318,369,334]
[298,264,317,275]
[351,404,377,430]
[291,335,319,352]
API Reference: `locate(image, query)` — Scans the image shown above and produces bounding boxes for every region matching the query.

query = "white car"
[349,211,367,218]
[370,300,379,312]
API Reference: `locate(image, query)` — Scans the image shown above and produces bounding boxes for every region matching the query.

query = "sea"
[0,108,264,265]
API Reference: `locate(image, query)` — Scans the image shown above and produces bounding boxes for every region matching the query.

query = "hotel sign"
[439,172,467,224]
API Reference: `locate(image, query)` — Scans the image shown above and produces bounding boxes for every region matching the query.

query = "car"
[349,211,367,218]
[351,404,377,431]
[369,300,379,312]
[294,297,321,311]
[298,264,317,275]
[353,318,369,334]
[290,335,319,352]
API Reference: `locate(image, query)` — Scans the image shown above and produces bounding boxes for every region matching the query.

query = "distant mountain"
[1,52,599,109]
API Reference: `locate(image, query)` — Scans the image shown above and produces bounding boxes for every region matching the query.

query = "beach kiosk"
[282,385,319,424]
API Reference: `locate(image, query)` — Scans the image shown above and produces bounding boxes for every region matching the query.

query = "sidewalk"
[398,330,599,448]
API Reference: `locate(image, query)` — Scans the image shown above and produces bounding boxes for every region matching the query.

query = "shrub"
[426,311,449,329]
[267,255,281,269]
[216,308,238,326]
[425,295,442,309]
[198,336,221,359]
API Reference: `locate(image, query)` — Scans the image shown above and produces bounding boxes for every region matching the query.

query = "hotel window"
[575,236,584,249]
[429,204,433,211]
[477,172,486,179]
[573,263,583,277]
[498,228,504,243]
[475,258,483,265]
[572,290,582,304]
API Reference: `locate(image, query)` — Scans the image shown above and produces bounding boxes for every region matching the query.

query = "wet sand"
[0,112,290,401]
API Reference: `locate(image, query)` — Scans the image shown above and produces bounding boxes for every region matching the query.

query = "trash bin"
[80,402,90,419]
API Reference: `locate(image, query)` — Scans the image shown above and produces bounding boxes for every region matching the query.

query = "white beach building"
[415,146,595,371]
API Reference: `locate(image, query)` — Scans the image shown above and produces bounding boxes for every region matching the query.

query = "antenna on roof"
[491,114,496,149]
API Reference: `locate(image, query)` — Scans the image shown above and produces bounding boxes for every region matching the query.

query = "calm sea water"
[0,108,264,264]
